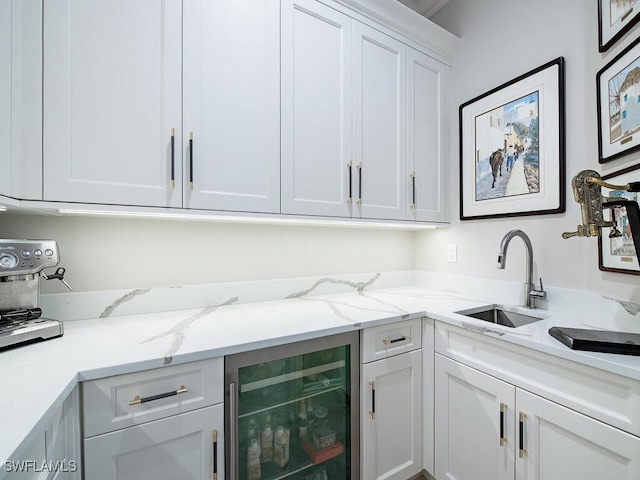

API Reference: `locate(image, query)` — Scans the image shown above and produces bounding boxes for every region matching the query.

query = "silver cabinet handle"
[368,381,376,419]
[347,161,353,204]
[189,132,194,191]
[499,402,507,446]
[519,411,527,458]
[170,128,176,189]
[128,385,187,406]
[383,335,409,345]
[357,162,362,205]
[410,172,416,209]
[212,429,218,480]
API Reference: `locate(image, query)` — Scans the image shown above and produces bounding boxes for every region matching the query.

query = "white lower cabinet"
[435,353,640,480]
[82,358,224,480]
[361,319,422,480]
[84,404,223,480]
[5,387,81,480]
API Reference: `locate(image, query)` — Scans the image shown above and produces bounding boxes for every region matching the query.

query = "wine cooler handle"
[212,429,218,480]
[519,411,526,458]
[369,381,376,419]
[230,382,237,480]
[499,402,507,446]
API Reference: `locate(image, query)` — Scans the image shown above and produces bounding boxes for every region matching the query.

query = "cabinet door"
[183,0,279,213]
[43,0,182,207]
[281,0,353,217]
[408,48,447,223]
[516,389,640,480]
[0,0,42,200]
[5,388,80,480]
[84,404,224,480]
[353,22,407,221]
[361,349,422,480]
[435,354,515,480]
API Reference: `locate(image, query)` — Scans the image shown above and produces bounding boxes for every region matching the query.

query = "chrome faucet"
[497,229,546,308]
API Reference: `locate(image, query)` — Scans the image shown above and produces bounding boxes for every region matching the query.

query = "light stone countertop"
[2,278,639,470]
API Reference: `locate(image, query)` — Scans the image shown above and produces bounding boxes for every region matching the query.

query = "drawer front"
[435,322,640,437]
[362,318,422,363]
[83,357,223,438]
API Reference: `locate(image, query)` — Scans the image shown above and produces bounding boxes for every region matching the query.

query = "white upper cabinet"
[408,48,447,222]
[281,0,354,217]
[43,0,183,207]
[0,0,42,201]
[353,22,407,221]
[183,0,280,213]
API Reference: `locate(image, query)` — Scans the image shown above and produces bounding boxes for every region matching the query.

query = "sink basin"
[455,304,545,328]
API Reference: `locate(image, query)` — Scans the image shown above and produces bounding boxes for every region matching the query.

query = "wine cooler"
[225,332,359,480]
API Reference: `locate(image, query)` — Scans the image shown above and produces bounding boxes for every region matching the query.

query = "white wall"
[424,0,640,303]
[0,214,414,293]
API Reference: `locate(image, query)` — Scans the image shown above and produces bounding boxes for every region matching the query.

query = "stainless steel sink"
[455,304,546,328]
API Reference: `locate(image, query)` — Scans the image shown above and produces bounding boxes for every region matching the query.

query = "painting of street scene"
[607,54,640,144]
[473,92,540,201]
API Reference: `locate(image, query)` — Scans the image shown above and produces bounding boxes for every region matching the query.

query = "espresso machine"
[0,239,70,350]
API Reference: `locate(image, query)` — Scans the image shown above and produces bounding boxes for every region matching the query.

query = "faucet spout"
[497,230,543,308]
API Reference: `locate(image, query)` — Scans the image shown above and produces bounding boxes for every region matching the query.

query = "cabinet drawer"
[82,357,223,438]
[361,318,422,363]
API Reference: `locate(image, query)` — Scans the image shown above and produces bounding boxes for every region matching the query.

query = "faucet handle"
[530,277,546,300]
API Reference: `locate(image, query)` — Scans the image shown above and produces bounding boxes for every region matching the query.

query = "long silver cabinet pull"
[128,385,188,406]
[383,335,409,345]
[347,161,353,204]
[189,132,194,191]
[170,128,176,189]
[357,162,363,205]
[212,429,218,480]
[410,172,416,209]
[369,381,376,419]
[519,411,527,458]
[499,402,507,446]
[230,382,237,480]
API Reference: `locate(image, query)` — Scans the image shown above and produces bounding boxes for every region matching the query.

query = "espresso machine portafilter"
[0,239,71,349]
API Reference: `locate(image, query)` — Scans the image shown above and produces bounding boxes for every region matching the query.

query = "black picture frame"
[598,163,640,275]
[599,0,640,52]
[597,35,640,163]
[459,57,566,221]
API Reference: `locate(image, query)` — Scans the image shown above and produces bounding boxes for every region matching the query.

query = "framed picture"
[459,57,565,221]
[598,164,640,274]
[599,0,640,52]
[597,35,640,163]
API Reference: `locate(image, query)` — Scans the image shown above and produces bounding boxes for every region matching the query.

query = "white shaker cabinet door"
[435,354,516,480]
[0,0,42,201]
[361,349,422,480]
[516,389,640,480]
[281,0,354,218]
[408,48,447,223]
[43,0,182,207]
[183,0,280,213]
[84,404,224,480]
[353,22,407,221]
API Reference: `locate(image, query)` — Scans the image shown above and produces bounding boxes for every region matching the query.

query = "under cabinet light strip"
[56,209,440,230]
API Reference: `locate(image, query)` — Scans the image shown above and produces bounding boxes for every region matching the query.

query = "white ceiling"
[396,0,451,18]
